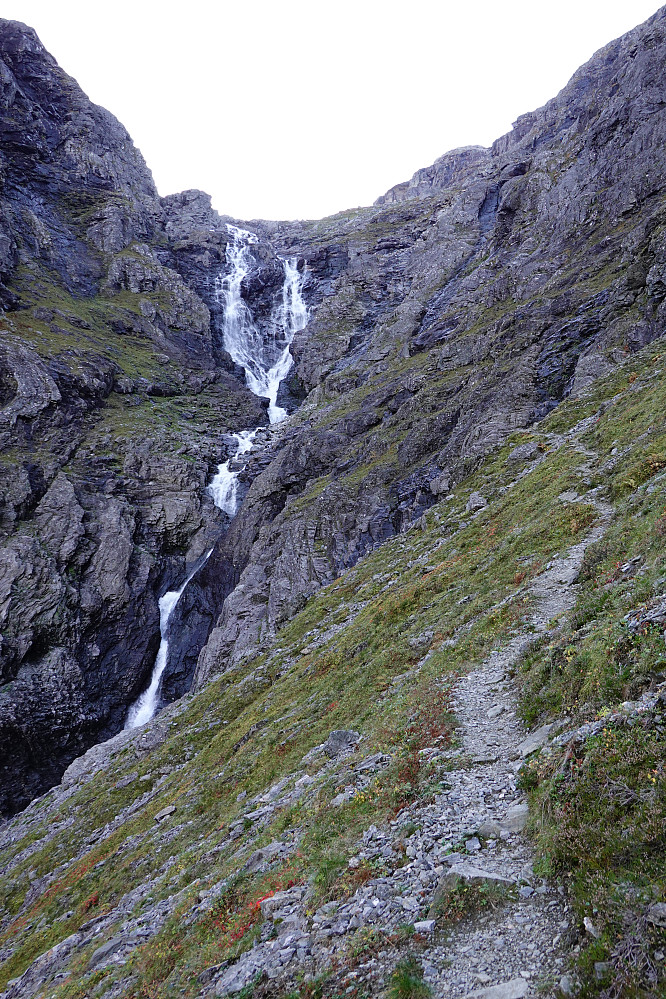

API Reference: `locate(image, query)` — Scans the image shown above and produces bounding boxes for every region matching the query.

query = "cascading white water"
[125,226,308,729]
[125,558,206,729]
[216,224,308,424]
[207,429,257,516]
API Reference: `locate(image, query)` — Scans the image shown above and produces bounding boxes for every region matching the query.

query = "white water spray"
[126,226,308,729]
[125,557,207,729]
[207,429,257,516]
[216,224,308,424]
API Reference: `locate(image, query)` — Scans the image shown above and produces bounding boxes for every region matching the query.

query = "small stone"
[518,886,534,898]
[584,916,600,938]
[558,974,575,996]
[465,837,482,852]
[414,919,436,934]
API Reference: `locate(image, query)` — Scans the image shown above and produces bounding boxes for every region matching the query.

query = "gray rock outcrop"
[3,6,666,815]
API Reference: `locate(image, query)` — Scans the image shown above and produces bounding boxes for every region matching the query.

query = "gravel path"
[417,489,613,998]
[205,474,613,998]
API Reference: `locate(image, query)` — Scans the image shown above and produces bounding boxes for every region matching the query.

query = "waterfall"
[125,558,207,729]
[125,227,308,729]
[207,429,257,516]
[216,224,308,424]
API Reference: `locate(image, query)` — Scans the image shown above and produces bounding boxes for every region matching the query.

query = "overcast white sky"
[2,1,660,220]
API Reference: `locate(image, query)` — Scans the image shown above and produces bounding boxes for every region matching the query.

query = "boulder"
[507,441,540,464]
[323,730,360,758]
[466,492,488,513]
[517,723,554,757]
[500,801,529,834]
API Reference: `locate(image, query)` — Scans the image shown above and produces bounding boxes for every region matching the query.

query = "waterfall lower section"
[125,559,207,729]
[124,226,308,729]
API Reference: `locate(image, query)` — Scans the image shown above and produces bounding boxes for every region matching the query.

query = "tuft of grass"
[386,955,432,999]
[433,877,517,924]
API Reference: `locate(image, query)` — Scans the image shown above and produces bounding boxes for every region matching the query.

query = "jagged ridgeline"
[1,8,666,999]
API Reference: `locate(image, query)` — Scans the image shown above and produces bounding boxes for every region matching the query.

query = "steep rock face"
[0,20,269,814]
[192,7,666,684]
[4,8,666,812]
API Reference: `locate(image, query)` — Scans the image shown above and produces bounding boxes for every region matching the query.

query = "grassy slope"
[1,344,666,997]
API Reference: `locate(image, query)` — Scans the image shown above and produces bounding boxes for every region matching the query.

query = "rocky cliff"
[1,10,666,998]
[0,20,273,813]
[3,5,666,808]
[190,4,666,684]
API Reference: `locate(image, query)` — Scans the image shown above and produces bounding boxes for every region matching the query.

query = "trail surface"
[206,457,612,997]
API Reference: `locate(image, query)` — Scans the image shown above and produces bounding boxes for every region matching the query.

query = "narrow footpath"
[415,491,613,997]
[207,471,612,998]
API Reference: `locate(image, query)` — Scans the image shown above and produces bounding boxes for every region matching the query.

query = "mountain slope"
[1,338,666,998]
[190,3,666,690]
[1,9,666,997]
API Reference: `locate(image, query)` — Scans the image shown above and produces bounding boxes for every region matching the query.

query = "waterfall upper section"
[216,224,308,424]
